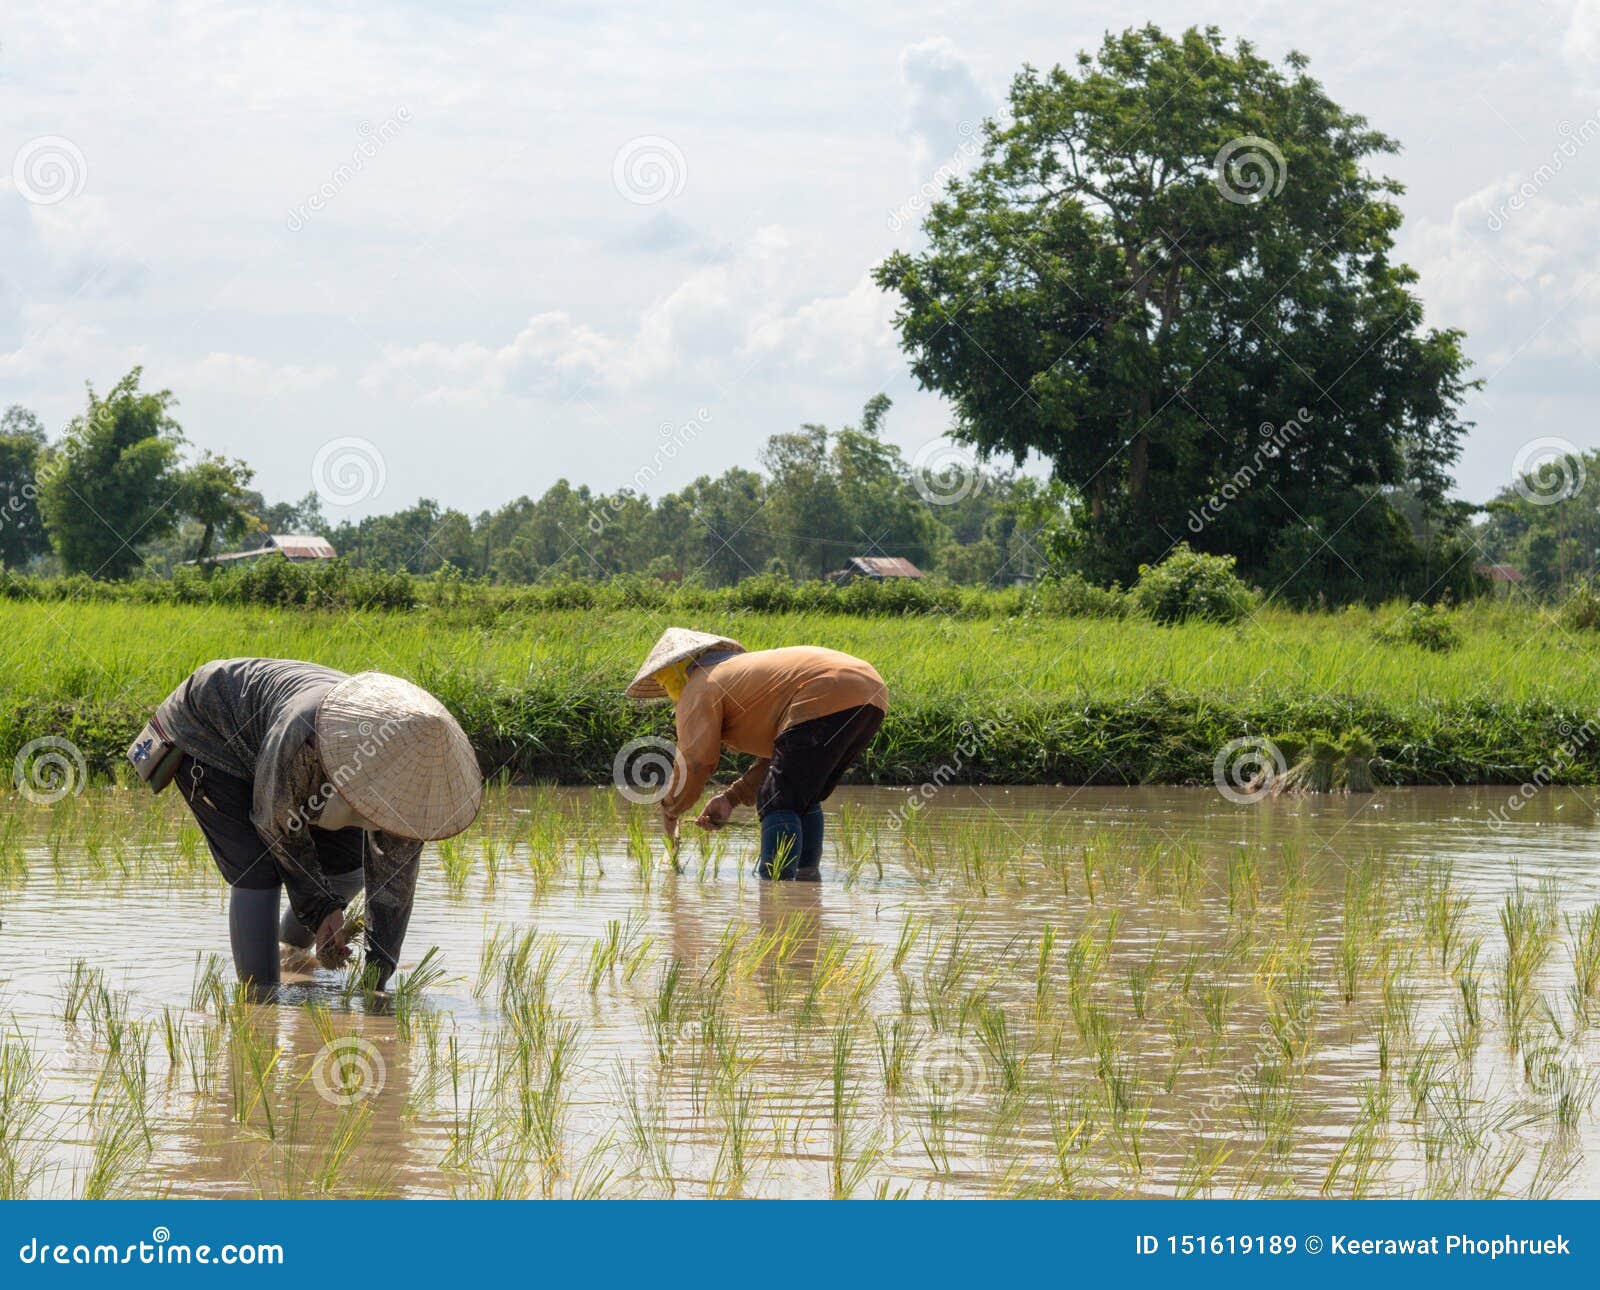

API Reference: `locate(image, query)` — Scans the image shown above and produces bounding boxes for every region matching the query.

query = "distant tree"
[1477,446,1600,597]
[39,369,184,578]
[666,468,772,586]
[179,454,257,563]
[331,498,478,575]
[0,405,51,568]
[875,24,1475,594]
[761,396,938,577]
[256,490,329,538]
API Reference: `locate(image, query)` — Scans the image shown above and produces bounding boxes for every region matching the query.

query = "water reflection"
[1,785,1598,1198]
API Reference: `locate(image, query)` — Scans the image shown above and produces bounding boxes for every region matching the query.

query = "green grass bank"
[1,597,1595,789]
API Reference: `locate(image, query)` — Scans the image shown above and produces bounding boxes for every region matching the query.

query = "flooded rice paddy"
[2,783,1600,1199]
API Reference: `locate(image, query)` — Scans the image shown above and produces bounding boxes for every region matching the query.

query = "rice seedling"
[613,1063,675,1197]
[60,959,100,1025]
[1339,730,1377,792]
[80,1114,149,1200]
[1226,846,1259,918]
[976,1004,1025,1095]
[1198,983,1231,1036]
[1321,1082,1392,1198]
[1543,1061,1595,1131]
[390,947,448,1042]
[1280,735,1339,794]
[875,1017,910,1096]
[1497,884,1559,1050]
[0,1036,46,1199]
[438,836,473,893]
[1566,904,1600,1023]
[649,959,685,1066]
[225,1005,284,1137]
[710,1083,758,1198]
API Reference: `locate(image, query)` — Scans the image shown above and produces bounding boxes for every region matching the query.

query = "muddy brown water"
[2,784,1598,1198]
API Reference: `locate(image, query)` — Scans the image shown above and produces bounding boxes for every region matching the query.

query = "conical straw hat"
[315,672,483,840]
[626,627,745,699]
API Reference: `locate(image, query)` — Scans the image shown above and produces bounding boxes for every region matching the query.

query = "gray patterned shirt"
[155,658,421,983]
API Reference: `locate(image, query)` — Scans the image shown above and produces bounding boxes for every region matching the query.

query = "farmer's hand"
[315,909,351,970]
[695,793,734,831]
[661,805,680,842]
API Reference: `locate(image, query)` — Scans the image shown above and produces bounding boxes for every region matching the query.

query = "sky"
[1,0,1596,523]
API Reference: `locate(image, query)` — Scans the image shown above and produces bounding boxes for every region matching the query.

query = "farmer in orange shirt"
[626,629,887,879]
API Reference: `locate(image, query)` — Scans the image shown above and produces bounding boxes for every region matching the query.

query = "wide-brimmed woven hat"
[315,672,483,840]
[626,627,745,699]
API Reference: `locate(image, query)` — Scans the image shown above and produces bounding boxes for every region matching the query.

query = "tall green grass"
[0,598,1594,786]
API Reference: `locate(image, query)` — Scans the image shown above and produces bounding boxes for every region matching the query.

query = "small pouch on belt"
[127,714,182,793]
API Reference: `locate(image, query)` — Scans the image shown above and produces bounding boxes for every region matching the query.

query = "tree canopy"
[874,24,1476,598]
[38,370,185,579]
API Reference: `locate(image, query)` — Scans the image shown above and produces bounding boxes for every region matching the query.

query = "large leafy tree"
[0,405,52,569]
[39,369,185,578]
[874,25,1475,593]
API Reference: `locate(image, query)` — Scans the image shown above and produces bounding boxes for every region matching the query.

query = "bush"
[1130,545,1256,624]
[1561,581,1600,632]
[1372,601,1460,653]
[1026,573,1127,618]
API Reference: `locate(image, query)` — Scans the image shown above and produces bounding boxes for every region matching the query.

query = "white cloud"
[360,312,619,407]
[897,36,993,176]
[742,273,896,374]
[1564,0,1600,73]
[2,0,1596,508]
[1412,176,1600,372]
[175,352,337,397]
[362,225,892,404]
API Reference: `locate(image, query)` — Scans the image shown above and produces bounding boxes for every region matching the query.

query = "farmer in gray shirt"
[152,658,482,992]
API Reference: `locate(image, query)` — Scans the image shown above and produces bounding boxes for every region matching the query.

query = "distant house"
[1475,562,1524,592]
[830,555,925,583]
[190,534,338,566]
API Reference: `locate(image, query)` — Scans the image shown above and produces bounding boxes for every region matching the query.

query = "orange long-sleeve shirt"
[664,646,887,818]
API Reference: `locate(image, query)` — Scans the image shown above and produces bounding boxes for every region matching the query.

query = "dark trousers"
[755,704,883,879]
[175,755,363,887]
[175,755,363,985]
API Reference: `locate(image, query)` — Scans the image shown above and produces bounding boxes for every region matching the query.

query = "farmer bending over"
[626,629,887,879]
[138,659,482,990]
